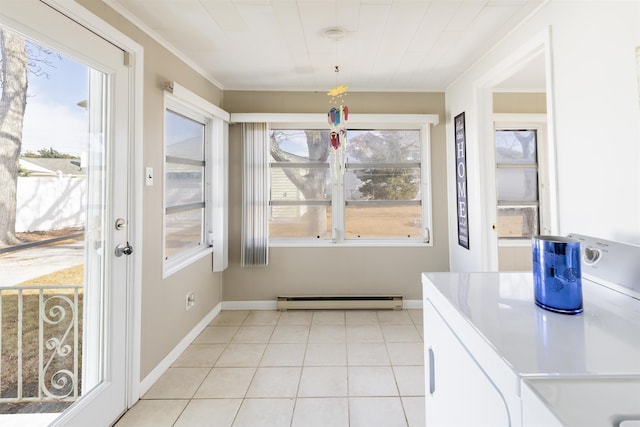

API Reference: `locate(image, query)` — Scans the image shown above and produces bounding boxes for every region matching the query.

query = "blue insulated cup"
[532,235,583,315]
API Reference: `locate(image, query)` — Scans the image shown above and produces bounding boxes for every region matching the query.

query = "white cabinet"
[423,271,640,427]
[521,381,564,427]
[424,300,510,427]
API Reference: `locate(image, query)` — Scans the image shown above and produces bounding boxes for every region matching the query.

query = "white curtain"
[241,123,269,266]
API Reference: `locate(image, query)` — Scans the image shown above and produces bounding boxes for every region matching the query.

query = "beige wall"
[222,92,449,302]
[493,92,546,272]
[493,92,546,114]
[77,0,225,379]
[73,2,449,380]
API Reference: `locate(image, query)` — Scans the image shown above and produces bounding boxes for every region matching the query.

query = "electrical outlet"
[186,292,195,311]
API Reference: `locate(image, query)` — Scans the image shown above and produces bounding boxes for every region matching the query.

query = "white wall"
[445,1,640,272]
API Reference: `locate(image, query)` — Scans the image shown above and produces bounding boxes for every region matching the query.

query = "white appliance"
[422,234,640,427]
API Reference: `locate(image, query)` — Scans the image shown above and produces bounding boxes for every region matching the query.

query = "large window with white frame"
[268,119,433,245]
[163,93,222,276]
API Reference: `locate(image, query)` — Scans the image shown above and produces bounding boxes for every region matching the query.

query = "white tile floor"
[114,309,425,427]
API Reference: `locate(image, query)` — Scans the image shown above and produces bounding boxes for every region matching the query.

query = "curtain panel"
[241,123,269,266]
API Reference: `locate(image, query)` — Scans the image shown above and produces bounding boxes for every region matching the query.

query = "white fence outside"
[16,177,86,233]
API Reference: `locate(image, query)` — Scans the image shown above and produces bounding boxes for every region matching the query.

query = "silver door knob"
[115,242,134,257]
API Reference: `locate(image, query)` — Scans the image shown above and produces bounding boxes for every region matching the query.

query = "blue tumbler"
[532,235,583,315]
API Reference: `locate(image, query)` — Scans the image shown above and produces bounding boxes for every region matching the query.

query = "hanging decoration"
[328,65,348,178]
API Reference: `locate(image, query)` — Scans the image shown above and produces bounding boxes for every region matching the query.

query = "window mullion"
[333,167,345,243]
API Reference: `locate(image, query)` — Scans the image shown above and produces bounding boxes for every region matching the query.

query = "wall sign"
[454,112,469,249]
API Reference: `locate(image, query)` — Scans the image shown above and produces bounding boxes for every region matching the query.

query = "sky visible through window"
[17,39,89,157]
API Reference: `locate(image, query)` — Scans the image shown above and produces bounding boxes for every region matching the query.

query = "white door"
[0,1,131,425]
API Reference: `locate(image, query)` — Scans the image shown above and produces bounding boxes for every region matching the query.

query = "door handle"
[115,242,134,257]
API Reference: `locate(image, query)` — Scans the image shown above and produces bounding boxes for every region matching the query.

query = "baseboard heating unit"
[276,295,403,311]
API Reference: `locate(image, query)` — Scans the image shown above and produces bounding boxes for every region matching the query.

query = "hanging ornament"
[328,65,348,178]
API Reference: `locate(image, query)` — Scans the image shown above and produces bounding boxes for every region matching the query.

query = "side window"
[163,97,211,274]
[494,129,540,239]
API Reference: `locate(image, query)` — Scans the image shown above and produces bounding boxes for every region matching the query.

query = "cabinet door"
[424,301,511,427]
[521,382,564,427]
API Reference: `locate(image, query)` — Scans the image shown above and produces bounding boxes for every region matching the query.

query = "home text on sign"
[454,112,469,249]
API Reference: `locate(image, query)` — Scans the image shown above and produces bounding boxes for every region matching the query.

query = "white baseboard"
[222,300,278,310]
[403,299,423,309]
[138,302,222,396]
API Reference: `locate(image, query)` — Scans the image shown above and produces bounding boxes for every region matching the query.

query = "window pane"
[495,130,537,164]
[497,206,539,238]
[345,205,422,239]
[269,129,332,240]
[271,129,331,162]
[346,168,420,201]
[270,167,330,202]
[496,168,538,201]
[166,110,205,160]
[269,206,332,239]
[165,165,204,207]
[346,130,421,163]
[165,209,204,259]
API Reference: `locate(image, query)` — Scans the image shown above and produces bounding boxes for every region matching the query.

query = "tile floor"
[114,309,425,427]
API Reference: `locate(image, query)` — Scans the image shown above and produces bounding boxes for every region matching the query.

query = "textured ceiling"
[106,0,547,92]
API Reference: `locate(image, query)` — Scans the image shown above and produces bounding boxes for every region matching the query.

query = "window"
[270,129,332,239]
[345,130,422,239]
[164,99,210,273]
[494,129,540,239]
[163,86,229,276]
[265,116,435,245]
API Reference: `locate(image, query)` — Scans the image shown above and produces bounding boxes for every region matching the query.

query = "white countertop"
[422,272,640,377]
[523,376,640,426]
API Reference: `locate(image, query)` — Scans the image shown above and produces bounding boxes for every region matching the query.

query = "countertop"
[422,272,640,377]
[523,376,640,426]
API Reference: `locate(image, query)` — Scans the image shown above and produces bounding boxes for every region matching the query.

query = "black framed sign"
[454,112,469,249]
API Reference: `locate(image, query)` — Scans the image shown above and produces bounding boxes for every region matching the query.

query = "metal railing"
[0,285,82,404]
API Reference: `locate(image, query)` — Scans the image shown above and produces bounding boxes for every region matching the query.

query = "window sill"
[163,246,213,279]
[498,238,532,248]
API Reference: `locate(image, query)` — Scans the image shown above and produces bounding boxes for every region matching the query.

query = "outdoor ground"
[0,227,84,250]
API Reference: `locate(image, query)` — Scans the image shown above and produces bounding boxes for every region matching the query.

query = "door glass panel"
[0,27,106,421]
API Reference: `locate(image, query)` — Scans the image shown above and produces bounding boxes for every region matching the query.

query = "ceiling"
[106,0,547,92]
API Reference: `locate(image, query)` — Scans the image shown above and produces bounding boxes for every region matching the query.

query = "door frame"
[474,27,558,271]
[43,0,144,412]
